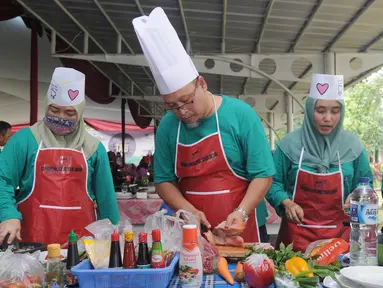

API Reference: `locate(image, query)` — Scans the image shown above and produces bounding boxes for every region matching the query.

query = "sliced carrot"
[217,257,235,285]
[234,261,244,282]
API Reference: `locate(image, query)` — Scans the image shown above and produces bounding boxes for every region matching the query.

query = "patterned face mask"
[43,116,76,136]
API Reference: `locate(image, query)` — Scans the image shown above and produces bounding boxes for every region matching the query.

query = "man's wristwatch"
[234,207,249,222]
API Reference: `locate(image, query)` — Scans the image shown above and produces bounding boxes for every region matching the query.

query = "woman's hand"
[283,199,304,223]
[0,219,22,245]
[193,210,211,229]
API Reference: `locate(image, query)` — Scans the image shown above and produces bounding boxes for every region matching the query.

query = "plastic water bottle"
[350,177,378,266]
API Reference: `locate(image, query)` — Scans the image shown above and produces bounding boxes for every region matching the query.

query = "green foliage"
[343,72,383,154]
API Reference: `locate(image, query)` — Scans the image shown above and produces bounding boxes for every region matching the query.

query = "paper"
[47,67,85,106]
[309,73,344,100]
[132,7,198,95]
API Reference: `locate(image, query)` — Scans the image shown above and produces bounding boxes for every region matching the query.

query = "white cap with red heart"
[47,67,85,107]
[309,73,344,100]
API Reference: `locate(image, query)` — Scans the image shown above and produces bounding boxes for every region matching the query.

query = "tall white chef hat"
[47,67,85,107]
[132,7,199,95]
[309,73,344,100]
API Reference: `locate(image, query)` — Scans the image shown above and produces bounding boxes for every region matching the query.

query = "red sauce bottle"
[123,231,136,269]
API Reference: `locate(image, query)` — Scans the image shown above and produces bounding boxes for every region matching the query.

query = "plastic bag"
[243,254,275,288]
[83,219,133,269]
[274,270,299,288]
[0,250,44,288]
[305,238,349,266]
[85,219,133,240]
[200,236,219,274]
[83,239,111,269]
[144,209,204,253]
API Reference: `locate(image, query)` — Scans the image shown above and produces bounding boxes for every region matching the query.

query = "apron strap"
[212,93,219,134]
[337,151,341,169]
[298,147,305,169]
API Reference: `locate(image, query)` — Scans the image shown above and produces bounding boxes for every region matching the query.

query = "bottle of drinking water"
[350,177,378,266]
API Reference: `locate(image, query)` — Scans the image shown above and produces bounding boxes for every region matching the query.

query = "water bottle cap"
[359,177,370,183]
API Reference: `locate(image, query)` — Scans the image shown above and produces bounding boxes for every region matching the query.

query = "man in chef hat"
[133,8,275,242]
[266,73,372,252]
[0,67,119,246]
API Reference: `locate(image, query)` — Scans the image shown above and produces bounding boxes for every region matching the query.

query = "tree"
[343,72,383,156]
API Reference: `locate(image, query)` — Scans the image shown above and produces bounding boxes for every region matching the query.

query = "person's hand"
[226,210,245,226]
[0,219,22,245]
[283,199,304,223]
[344,194,351,212]
[193,210,211,229]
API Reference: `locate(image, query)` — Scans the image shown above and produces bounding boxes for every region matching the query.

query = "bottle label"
[179,264,201,285]
[151,242,165,268]
[136,264,151,269]
[350,203,377,224]
[65,269,78,286]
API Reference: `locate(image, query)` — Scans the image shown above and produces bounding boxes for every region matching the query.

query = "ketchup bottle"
[108,228,122,268]
[123,230,136,269]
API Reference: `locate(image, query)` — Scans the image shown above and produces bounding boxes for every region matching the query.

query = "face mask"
[44,116,76,136]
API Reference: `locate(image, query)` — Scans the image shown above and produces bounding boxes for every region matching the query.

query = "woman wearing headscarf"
[0,67,120,245]
[266,74,372,252]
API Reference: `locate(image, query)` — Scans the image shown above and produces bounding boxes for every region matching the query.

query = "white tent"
[0,17,134,125]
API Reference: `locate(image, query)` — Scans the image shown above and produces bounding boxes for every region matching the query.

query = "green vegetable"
[294,260,344,288]
[245,243,301,270]
[274,270,299,288]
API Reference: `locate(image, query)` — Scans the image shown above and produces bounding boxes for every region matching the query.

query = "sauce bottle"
[108,228,122,268]
[123,230,136,269]
[151,229,165,268]
[179,225,203,287]
[65,230,79,287]
[46,243,63,288]
[136,232,150,269]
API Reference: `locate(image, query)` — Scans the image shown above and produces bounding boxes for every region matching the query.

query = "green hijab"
[278,97,363,173]
[30,97,99,160]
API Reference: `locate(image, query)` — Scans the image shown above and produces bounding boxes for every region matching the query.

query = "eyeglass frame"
[164,76,200,111]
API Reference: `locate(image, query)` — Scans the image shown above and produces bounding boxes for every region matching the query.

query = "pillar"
[30,21,38,125]
[286,93,293,133]
[268,112,275,150]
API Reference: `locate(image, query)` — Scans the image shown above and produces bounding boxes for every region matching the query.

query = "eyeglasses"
[165,77,199,111]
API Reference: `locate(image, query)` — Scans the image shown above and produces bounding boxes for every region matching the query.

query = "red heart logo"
[68,89,79,101]
[316,83,329,95]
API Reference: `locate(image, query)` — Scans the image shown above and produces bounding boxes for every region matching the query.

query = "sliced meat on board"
[203,221,246,247]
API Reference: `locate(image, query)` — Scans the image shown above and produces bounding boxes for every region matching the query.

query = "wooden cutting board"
[216,243,257,258]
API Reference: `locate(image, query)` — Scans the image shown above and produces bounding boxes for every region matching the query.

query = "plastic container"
[71,253,179,288]
[350,177,378,266]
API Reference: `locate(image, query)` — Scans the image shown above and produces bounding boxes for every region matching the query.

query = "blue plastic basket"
[71,253,179,288]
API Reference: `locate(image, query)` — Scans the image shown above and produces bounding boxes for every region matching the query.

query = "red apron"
[276,148,350,252]
[175,95,259,242]
[18,143,96,245]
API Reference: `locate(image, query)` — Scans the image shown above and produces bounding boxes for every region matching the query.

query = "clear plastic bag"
[82,219,134,269]
[0,250,45,287]
[144,209,204,253]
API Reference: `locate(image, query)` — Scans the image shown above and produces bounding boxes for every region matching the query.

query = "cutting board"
[216,242,257,258]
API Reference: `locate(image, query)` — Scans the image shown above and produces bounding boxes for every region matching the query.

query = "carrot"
[217,256,235,285]
[234,261,244,282]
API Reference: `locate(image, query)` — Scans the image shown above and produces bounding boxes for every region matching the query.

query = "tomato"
[243,254,274,288]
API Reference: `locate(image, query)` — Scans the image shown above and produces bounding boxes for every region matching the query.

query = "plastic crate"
[71,253,179,288]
